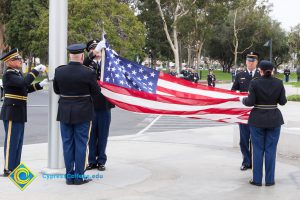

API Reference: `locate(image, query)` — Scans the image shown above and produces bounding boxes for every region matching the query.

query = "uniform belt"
[4,94,27,101]
[254,104,277,109]
[60,94,91,98]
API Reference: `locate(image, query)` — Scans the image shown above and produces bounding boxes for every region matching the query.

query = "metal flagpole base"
[41,167,66,175]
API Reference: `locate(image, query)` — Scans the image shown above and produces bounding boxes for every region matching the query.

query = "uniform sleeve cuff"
[30,69,39,78]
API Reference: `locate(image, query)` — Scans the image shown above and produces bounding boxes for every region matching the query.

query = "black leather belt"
[60,94,90,98]
[254,104,277,109]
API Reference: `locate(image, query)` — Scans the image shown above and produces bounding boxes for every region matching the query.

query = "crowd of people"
[168,65,219,87]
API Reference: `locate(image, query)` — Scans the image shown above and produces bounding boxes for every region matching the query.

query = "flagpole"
[269,39,273,63]
[100,32,106,82]
[42,0,67,174]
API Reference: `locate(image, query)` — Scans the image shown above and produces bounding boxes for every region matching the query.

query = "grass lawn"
[287,95,300,101]
[198,70,232,81]
[285,82,300,88]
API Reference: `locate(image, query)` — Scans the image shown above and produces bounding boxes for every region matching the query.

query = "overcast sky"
[267,0,300,31]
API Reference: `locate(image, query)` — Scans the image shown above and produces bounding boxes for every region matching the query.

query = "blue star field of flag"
[103,44,160,94]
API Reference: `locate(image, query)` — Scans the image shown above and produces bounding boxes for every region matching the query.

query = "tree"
[288,24,300,67]
[137,0,174,62]
[0,0,12,55]
[155,0,196,72]
[177,0,231,69]
[5,0,48,70]
[205,0,285,72]
[230,0,270,67]
[4,0,145,65]
[68,0,146,60]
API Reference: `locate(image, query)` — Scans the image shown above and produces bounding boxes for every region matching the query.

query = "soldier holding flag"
[0,49,47,176]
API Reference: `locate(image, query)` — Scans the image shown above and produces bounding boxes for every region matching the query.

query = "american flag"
[99,40,251,124]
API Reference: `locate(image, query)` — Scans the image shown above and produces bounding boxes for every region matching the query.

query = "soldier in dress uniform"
[241,60,287,186]
[53,43,102,185]
[0,49,47,176]
[180,66,188,79]
[207,69,216,87]
[231,51,260,171]
[187,66,193,81]
[169,66,178,77]
[83,39,115,171]
[191,67,199,83]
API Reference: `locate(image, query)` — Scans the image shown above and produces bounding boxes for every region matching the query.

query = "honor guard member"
[231,51,260,171]
[53,43,101,185]
[241,60,287,186]
[191,67,199,83]
[207,69,216,87]
[0,49,47,176]
[83,39,115,171]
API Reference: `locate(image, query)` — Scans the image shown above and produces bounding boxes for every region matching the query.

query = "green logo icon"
[8,163,36,191]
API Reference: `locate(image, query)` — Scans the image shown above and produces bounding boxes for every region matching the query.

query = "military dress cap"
[0,48,22,62]
[67,43,86,54]
[86,39,100,51]
[246,50,259,57]
[258,60,274,71]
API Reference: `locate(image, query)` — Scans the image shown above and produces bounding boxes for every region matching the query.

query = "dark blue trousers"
[3,120,25,171]
[60,122,91,181]
[250,126,281,184]
[88,109,111,165]
[285,75,289,82]
[239,124,251,166]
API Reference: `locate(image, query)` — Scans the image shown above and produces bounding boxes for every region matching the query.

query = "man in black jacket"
[283,67,291,82]
[83,39,115,171]
[0,49,47,176]
[231,51,260,171]
[53,43,101,185]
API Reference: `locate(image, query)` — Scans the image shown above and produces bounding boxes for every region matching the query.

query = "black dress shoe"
[265,182,275,186]
[3,169,12,177]
[74,178,92,185]
[240,165,252,171]
[66,179,74,185]
[249,180,262,186]
[98,164,106,171]
[86,163,98,171]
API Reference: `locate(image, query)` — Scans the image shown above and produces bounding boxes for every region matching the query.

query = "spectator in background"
[297,67,300,82]
[191,67,199,83]
[207,69,216,87]
[231,67,236,82]
[283,67,291,82]
[169,66,178,77]
[180,66,188,79]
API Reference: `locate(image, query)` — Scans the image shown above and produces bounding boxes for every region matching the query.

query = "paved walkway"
[0,125,300,199]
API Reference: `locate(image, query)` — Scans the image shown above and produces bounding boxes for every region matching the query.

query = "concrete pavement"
[1,122,300,199]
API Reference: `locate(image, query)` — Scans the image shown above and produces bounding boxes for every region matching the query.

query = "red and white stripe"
[98,72,251,124]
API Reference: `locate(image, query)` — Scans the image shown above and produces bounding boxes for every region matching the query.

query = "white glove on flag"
[95,40,106,52]
[39,78,49,87]
[34,64,47,72]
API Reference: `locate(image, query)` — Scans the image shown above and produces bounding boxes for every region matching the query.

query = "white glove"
[95,40,106,52]
[239,97,244,102]
[34,64,47,72]
[39,78,49,87]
